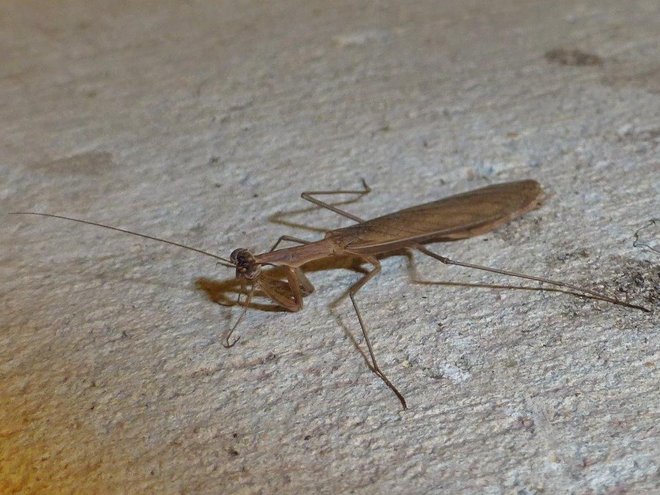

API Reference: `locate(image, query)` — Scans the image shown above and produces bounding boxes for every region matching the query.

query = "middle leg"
[339,254,407,409]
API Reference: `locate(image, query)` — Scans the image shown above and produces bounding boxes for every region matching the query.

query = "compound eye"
[229,249,242,263]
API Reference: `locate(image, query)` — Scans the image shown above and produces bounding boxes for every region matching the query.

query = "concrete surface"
[1,1,658,493]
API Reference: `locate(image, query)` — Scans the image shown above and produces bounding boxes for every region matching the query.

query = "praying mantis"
[12,179,649,409]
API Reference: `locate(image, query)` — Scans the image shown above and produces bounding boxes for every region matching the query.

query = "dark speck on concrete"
[545,48,603,66]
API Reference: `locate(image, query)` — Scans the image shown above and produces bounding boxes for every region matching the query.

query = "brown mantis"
[11,179,650,409]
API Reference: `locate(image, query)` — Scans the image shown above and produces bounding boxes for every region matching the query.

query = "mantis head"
[229,248,262,282]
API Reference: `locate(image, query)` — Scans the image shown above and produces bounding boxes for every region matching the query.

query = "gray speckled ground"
[1,1,658,493]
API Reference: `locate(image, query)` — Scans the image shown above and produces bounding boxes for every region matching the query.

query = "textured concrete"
[1,1,658,494]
